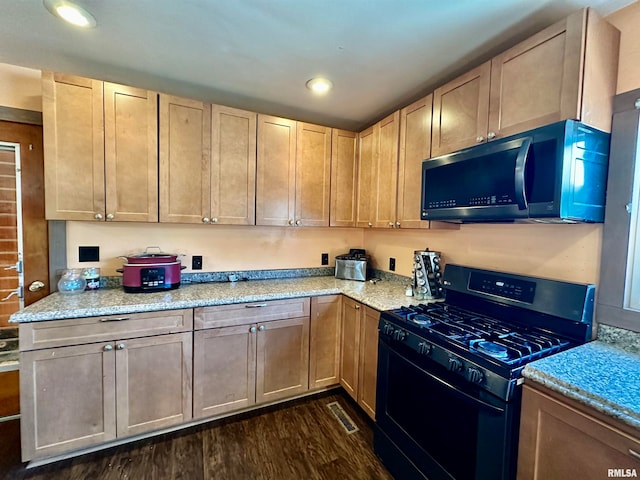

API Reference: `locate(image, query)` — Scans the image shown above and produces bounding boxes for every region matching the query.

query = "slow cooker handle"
[116,268,123,273]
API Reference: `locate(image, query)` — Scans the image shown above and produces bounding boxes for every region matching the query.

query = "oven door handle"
[388,343,506,415]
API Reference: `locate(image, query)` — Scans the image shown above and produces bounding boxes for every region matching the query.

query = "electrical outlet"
[79,246,99,262]
[321,253,329,265]
[389,257,396,271]
[192,255,203,270]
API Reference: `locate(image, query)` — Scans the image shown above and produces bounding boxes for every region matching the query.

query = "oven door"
[374,337,520,480]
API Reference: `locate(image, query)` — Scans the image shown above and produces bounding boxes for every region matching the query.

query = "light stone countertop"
[523,340,640,431]
[9,276,425,323]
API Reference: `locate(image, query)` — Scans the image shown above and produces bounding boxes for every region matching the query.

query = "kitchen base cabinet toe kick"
[19,296,346,465]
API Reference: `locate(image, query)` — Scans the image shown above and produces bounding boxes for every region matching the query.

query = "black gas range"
[374,264,595,480]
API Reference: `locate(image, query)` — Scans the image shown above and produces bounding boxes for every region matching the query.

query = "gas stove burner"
[474,340,509,359]
[409,314,432,327]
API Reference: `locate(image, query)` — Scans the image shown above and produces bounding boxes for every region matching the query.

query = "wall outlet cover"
[321,253,329,265]
[389,257,396,271]
[192,255,203,270]
[79,246,99,262]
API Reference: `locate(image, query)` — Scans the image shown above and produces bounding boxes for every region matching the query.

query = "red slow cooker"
[117,247,186,293]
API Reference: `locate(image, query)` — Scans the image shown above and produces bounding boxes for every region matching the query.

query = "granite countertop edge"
[523,341,640,432]
[9,276,422,323]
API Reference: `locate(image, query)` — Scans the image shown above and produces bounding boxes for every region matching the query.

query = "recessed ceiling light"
[44,0,96,28]
[306,78,333,94]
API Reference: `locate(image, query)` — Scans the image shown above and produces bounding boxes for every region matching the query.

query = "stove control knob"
[432,256,440,264]
[382,323,395,336]
[417,342,432,356]
[467,367,484,384]
[448,356,463,373]
[393,329,407,342]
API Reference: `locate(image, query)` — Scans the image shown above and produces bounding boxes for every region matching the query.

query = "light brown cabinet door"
[104,83,158,222]
[518,383,640,480]
[20,342,116,461]
[115,332,192,437]
[330,129,358,227]
[43,72,105,220]
[295,122,331,227]
[398,95,432,229]
[159,94,211,224]
[193,324,256,418]
[358,306,379,420]
[339,296,361,400]
[256,316,309,403]
[431,62,491,157]
[374,111,400,228]
[211,105,257,225]
[356,125,378,228]
[256,115,296,226]
[488,15,582,141]
[309,295,341,389]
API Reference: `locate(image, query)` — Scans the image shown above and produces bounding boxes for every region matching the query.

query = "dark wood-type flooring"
[0,391,394,480]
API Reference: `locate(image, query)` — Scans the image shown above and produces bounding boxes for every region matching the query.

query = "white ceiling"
[0,0,634,131]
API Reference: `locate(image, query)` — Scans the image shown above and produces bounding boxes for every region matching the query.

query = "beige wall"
[66,221,364,276]
[607,1,640,93]
[364,224,602,284]
[0,63,41,111]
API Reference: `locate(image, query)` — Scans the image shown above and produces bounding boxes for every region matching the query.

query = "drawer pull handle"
[630,449,640,460]
[245,304,267,308]
[100,317,131,322]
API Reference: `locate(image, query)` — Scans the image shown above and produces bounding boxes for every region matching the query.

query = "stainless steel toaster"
[335,249,368,281]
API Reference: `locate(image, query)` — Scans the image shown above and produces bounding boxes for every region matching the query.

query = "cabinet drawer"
[19,309,193,351]
[194,297,310,330]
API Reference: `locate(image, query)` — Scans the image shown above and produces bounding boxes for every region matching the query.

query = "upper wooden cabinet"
[159,94,211,224]
[43,72,158,222]
[356,112,400,228]
[397,95,433,229]
[330,129,358,227]
[356,123,378,228]
[432,8,619,156]
[210,105,257,225]
[159,99,257,225]
[256,115,331,227]
[432,63,491,157]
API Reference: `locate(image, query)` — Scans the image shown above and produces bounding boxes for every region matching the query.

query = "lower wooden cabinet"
[20,331,192,461]
[309,295,342,389]
[339,297,380,419]
[193,324,256,418]
[518,382,640,479]
[193,298,311,419]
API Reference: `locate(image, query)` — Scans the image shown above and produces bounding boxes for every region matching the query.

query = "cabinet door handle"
[396,222,401,227]
[116,343,126,350]
[103,344,113,351]
[211,217,218,223]
[106,213,115,221]
[630,449,640,461]
[94,213,103,220]
[258,325,265,331]
[202,217,210,224]
[288,219,294,226]
[100,317,130,322]
[250,326,257,333]
[476,136,485,143]
[487,131,496,140]
[355,305,360,310]
[245,304,267,308]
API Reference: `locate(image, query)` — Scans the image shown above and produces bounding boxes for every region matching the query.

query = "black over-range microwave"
[421,120,611,223]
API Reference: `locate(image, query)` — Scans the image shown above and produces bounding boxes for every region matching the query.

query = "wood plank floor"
[0,391,394,480]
